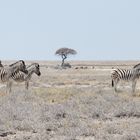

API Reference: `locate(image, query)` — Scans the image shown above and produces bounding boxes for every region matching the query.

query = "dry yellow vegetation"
[0,61,140,140]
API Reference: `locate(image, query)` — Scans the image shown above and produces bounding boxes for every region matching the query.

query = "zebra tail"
[112,80,114,87]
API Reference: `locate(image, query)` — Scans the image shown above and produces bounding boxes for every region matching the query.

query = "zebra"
[10,63,41,90]
[111,63,140,94]
[0,61,3,67]
[0,60,28,93]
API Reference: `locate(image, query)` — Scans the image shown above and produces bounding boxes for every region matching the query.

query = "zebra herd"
[0,60,41,93]
[0,60,140,95]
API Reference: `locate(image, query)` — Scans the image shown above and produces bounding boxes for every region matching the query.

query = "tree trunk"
[61,54,67,67]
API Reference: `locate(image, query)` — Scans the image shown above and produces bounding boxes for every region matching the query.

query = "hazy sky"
[0,0,140,60]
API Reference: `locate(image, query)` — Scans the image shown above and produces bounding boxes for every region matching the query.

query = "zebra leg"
[114,79,119,92]
[8,81,12,93]
[132,80,137,95]
[6,81,12,93]
[6,82,9,93]
[25,81,29,90]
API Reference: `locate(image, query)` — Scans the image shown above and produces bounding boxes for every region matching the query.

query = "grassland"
[0,61,140,140]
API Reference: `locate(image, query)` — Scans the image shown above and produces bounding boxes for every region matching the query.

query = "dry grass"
[0,61,140,140]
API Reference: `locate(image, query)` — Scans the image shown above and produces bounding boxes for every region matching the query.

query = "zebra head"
[27,63,41,76]
[10,60,28,74]
[33,63,41,76]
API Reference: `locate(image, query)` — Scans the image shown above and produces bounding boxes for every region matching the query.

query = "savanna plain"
[0,61,140,140]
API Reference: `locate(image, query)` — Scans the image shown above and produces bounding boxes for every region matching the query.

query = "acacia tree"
[55,48,77,67]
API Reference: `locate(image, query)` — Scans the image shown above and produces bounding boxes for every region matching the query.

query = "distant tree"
[55,47,77,67]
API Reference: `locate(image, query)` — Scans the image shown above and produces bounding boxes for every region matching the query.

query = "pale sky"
[0,0,140,60]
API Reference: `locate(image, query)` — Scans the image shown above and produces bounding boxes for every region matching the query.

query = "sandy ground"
[0,61,140,140]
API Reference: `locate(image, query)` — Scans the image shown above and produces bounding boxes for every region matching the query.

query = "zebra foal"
[0,60,28,93]
[111,63,140,94]
[11,63,41,90]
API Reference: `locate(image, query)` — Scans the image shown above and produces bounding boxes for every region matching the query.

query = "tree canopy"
[55,48,77,56]
[55,48,77,67]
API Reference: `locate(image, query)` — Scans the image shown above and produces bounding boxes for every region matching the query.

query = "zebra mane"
[9,60,25,67]
[133,63,140,69]
[26,63,39,69]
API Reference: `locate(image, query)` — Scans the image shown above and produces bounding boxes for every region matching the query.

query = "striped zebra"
[0,60,28,93]
[111,63,140,94]
[10,63,41,90]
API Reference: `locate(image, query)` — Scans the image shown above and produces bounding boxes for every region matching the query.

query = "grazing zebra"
[11,63,41,90]
[111,63,140,94]
[0,60,28,93]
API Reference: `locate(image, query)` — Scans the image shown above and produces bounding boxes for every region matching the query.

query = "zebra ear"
[35,63,39,68]
[19,60,25,66]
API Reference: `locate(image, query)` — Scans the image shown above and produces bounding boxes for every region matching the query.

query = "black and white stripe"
[111,63,140,93]
[11,63,41,89]
[0,60,28,93]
